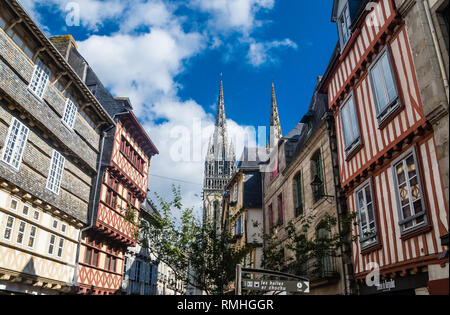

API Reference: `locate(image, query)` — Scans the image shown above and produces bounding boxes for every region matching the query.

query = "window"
[29,58,51,99]
[234,215,243,236]
[355,181,378,248]
[84,248,99,267]
[6,28,33,59]
[16,221,26,245]
[61,224,67,234]
[277,194,284,226]
[120,137,145,173]
[1,118,29,171]
[22,204,30,216]
[105,255,116,272]
[339,4,352,47]
[52,219,58,230]
[369,48,400,124]
[28,226,37,248]
[3,216,15,241]
[293,172,304,217]
[46,150,65,195]
[57,238,64,258]
[0,16,6,29]
[268,205,274,230]
[233,184,238,203]
[80,110,96,130]
[311,151,325,203]
[48,234,56,255]
[340,95,361,156]
[62,97,78,129]
[9,198,18,212]
[393,150,427,233]
[33,210,40,221]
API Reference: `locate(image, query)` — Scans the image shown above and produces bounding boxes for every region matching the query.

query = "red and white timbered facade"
[323,0,449,294]
[78,110,158,295]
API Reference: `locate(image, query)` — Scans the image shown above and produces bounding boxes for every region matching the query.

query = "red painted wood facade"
[77,111,158,295]
[322,0,449,290]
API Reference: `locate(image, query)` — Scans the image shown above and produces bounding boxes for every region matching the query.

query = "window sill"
[377,100,403,130]
[360,242,382,256]
[345,141,363,162]
[400,224,432,241]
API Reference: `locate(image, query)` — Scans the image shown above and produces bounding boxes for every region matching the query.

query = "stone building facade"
[222,147,264,272]
[0,0,114,294]
[262,81,352,295]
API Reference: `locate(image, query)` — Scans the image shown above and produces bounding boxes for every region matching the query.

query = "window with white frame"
[393,150,427,233]
[1,118,29,171]
[46,150,65,195]
[28,226,37,248]
[3,216,15,241]
[57,238,64,258]
[234,214,243,236]
[62,97,78,129]
[33,210,40,221]
[16,221,26,245]
[9,198,18,212]
[369,48,400,124]
[61,223,67,234]
[339,3,352,47]
[355,181,378,249]
[28,58,51,99]
[340,95,361,156]
[48,234,56,255]
[22,204,30,216]
[233,183,238,203]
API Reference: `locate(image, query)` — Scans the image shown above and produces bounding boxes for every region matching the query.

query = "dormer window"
[338,3,352,48]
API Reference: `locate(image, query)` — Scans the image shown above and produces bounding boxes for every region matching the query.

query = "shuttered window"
[28,58,51,99]
[1,118,29,170]
[46,150,65,195]
[62,97,78,129]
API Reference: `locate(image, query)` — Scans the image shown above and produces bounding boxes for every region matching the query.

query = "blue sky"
[20,0,339,214]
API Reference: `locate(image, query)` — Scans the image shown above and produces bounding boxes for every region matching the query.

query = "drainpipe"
[422,0,450,105]
[325,111,349,296]
[72,124,115,290]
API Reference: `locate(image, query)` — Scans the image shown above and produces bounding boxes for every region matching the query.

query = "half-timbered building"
[320,0,449,295]
[48,37,159,295]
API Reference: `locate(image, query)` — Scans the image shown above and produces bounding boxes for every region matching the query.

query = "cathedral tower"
[203,80,236,225]
[268,83,283,149]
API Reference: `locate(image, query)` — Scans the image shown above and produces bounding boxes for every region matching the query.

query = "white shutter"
[29,59,51,99]
[62,97,78,129]
[46,150,65,195]
[1,118,29,170]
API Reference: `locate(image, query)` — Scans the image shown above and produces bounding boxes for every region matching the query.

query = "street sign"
[242,280,310,293]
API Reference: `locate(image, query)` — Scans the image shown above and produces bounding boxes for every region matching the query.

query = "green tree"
[134,185,247,295]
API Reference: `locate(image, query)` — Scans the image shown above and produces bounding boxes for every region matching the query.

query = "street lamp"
[310,175,335,203]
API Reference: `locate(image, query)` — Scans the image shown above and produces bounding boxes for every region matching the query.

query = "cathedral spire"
[269,82,282,148]
[216,80,226,128]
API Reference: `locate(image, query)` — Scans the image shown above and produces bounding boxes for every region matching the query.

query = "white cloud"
[192,0,274,34]
[247,38,298,67]
[18,0,283,216]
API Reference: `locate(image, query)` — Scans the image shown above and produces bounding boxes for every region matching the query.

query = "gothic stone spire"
[269,82,282,149]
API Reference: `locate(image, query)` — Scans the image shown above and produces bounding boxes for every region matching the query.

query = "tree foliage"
[135,185,246,295]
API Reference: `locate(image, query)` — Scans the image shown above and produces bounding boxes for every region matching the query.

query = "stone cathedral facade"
[203,81,236,225]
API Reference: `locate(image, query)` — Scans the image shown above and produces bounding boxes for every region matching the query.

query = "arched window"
[311,150,324,203]
[293,172,304,217]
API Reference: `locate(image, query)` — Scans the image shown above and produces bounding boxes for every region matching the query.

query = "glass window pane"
[396,163,406,184]
[381,55,397,102]
[0,16,6,29]
[402,204,412,220]
[372,63,388,111]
